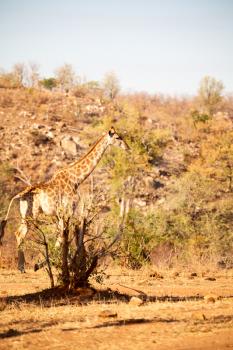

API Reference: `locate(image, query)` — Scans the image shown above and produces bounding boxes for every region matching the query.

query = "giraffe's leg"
[55,199,76,248]
[18,248,26,273]
[15,199,30,273]
[15,219,28,273]
[55,217,64,248]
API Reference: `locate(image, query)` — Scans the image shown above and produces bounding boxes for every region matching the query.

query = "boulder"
[98,310,118,318]
[60,135,80,158]
[129,296,144,306]
[204,294,218,303]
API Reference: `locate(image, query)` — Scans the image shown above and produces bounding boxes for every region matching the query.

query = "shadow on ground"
[1,287,233,341]
[0,285,205,308]
[0,316,179,340]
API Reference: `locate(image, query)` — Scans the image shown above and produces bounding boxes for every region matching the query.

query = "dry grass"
[0,267,233,350]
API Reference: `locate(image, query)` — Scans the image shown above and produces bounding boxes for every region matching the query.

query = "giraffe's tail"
[0,193,22,245]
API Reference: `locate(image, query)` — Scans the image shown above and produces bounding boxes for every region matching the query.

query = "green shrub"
[191,109,210,126]
[40,77,57,90]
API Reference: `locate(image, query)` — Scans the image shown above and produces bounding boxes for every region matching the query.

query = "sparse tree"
[54,64,76,91]
[0,65,25,88]
[103,71,120,100]
[22,62,40,87]
[198,76,224,116]
[12,63,25,87]
[29,62,40,88]
[28,180,126,289]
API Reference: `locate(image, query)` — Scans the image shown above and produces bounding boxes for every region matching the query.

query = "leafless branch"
[14,161,31,186]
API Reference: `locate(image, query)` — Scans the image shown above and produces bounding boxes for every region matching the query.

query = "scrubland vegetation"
[1,63,233,350]
[0,63,233,278]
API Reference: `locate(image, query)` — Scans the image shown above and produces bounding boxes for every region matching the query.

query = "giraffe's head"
[108,127,130,151]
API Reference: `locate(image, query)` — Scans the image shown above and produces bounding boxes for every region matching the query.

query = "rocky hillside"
[1,86,233,268]
[0,88,189,204]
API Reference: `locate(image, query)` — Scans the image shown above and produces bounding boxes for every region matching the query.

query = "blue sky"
[0,0,232,95]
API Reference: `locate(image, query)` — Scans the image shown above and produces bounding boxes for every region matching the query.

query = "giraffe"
[0,127,129,272]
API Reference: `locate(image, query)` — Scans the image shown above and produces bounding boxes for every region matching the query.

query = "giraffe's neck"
[58,133,110,187]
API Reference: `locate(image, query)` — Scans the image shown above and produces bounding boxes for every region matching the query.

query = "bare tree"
[14,161,31,186]
[22,62,40,88]
[102,71,120,100]
[198,76,224,116]
[54,64,76,92]
[28,62,40,88]
[12,63,25,87]
[29,179,127,289]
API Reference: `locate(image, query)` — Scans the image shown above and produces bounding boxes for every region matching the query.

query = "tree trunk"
[71,219,89,288]
[60,222,70,286]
